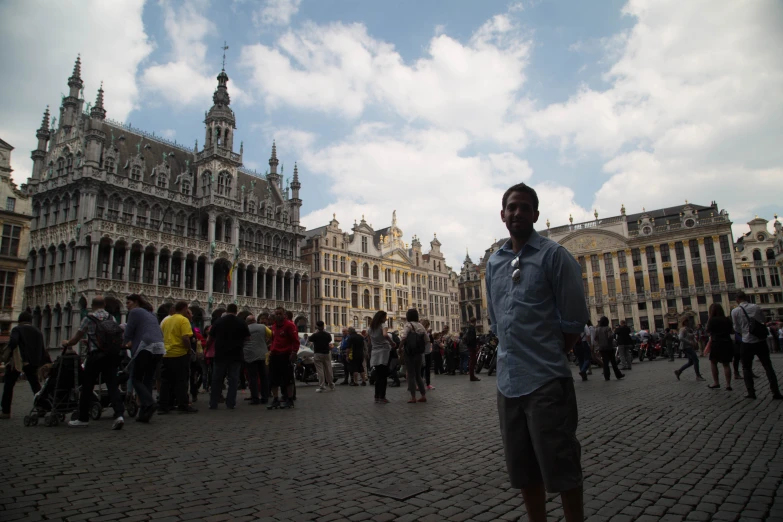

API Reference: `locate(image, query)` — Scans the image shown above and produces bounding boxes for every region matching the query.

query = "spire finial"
[221,41,229,70]
[293,162,299,181]
[91,82,106,120]
[68,54,83,90]
[39,106,51,131]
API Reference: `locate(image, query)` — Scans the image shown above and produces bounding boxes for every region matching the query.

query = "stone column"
[712,235,726,283]
[154,252,160,294]
[141,251,148,284]
[180,256,186,289]
[669,242,681,287]
[262,271,267,300]
[88,241,99,279]
[697,237,710,287]
[206,261,214,295]
[232,266,238,300]
[683,242,695,289]
[271,273,277,300]
[208,213,216,244]
[585,256,595,299]
[124,247,131,282]
[107,243,115,279]
[191,259,198,291]
[166,255,173,289]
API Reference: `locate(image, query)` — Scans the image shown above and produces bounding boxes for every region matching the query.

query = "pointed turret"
[202,67,236,152]
[30,106,52,181]
[90,82,106,120]
[68,55,83,96]
[289,161,301,226]
[269,141,279,174]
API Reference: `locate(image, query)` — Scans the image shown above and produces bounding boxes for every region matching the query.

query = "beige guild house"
[732,216,783,320]
[0,138,32,334]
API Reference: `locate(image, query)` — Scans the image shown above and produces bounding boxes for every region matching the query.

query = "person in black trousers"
[1,312,46,419]
[595,316,624,381]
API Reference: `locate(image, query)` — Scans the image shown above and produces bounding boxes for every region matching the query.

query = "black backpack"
[404,323,426,356]
[87,315,124,355]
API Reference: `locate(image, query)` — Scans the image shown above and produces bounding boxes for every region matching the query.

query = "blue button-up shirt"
[486,230,589,397]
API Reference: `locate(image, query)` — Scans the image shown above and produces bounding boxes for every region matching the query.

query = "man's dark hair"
[127,293,153,312]
[736,290,748,302]
[598,316,609,327]
[275,306,286,313]
[227,303,238,314]
[18,311,32,323]
[286,311,294,320]
[174,301,189,312]
[405,308,419,322]
[502,182,539,211]
[212,308,226,323]
[92,296,105,308]
[237,310,250,321]
[469,317,477,324]
[316,320,325,329]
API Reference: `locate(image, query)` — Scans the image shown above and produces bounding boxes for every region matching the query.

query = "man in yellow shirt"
[160,301,197,414]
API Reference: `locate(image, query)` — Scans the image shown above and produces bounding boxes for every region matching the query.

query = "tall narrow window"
[0,225,21,257]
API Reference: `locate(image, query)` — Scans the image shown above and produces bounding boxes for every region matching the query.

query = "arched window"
[766,248,775,260]
[332,237,336,247]
[66,155,73,176]
[137,202,148,227]
[362,263,369,278]
[95,194,105,219]
[175,213,186,235]
[187,215,197,237]
[130,164,142,181]
[351,261,357,276]
[122,199,134,223]
[363,289,370,309]
[105,156,115,173]
[107,195,121,221]
[162,211,173,233]
[273,235,280,254]
[249,200,255,214]
[373,265,379,280]
[224,218,232,242]
[255,231,262,252]
[150,205,162,229]
[217,171,232,197]
[753,249,762,261]
[51,198,59,224]
[157,170,168,189]
[264,233,271,252]
[353,316,359,328]
[56,158,64,177]
[62,195,70,221]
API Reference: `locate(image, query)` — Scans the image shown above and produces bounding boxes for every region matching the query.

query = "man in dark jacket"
[208,303,250,410]
[467,317,480,381]
[1,312,46,419]
[347,327,366,386]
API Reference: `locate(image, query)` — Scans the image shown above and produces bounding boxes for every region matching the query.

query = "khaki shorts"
[497,378,582,493]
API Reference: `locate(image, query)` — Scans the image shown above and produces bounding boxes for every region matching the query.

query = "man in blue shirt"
[486,183,588,522]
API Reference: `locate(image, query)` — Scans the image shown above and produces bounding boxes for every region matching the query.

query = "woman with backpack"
[595,316,624,381]
[400,308,429,403]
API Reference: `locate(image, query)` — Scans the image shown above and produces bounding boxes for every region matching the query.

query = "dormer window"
[131,165,142,181]
[361,236,368,253]
[157,172,168,189]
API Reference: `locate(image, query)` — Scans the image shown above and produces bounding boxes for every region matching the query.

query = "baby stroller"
[295,346,318,384]
[24,350,82,427]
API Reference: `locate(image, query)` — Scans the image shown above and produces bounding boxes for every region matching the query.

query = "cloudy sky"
[1,0,781,269]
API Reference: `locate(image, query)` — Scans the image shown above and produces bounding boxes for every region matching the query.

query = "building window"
[361,236,368,253]
[313,278,320,298]
[667,299,677,309]
[707,263,720,285]
[660,243,670,263]
[756,269,767,288]
[638,301,647,310]
[325,305,331,325]
[332,255,338,272]
[617,251,627,269]
[130,165,142,181]
[692,263,704,287]
[323,253,330,272]
[350,261,357,276]
[652,300,662,309]
[649,271,659,292]
[340,257,346,273]
[157,172,168,189]
[743,268,754,288]
[689,239,700,259]
[697,295,707,305]
[620,273,630,295]
[314,255,320,272]
[6,198,15,212]
[704,237,715,256]
[634,273,645,292]
[719,235,731,255]
[675,241,685,260]
[363,289,370,309]
[606,276,616,296]
[663,267,674,290]
[341,281,346,299]
[324,278,330,298]
[351,285,358,308]
[341,307,347,326]
[374,288,380,310]
[682,296,691,307]
[362,263,369,278]
[679,265,689,288]
[645,246,656,266]
[631,248,641,267]
[0,225,21,257]
[0,271,15,308]
[333,279,338,298]
[759,293,770,304]
[712,294,722,303]
[770,267,780,287]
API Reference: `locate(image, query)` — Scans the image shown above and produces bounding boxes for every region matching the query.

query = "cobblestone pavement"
[1,355,783,522]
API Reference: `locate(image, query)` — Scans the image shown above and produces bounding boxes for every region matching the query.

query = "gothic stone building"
[300,211,457,333]
[23,57,309,351]
[0,139,33,335]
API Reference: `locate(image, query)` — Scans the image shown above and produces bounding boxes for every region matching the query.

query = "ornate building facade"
[0,139,32,334]
[733,216,783,320]
[300,211,457,333]
[23,57,309,351]
[463,202,738,332]
[458,251,486,333]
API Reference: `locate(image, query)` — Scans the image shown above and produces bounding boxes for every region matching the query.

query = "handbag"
[739,304,769,340]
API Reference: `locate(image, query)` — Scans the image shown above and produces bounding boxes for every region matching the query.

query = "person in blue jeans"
[577,322,593,381]
[208,304,250,409]
[675,317,705,382]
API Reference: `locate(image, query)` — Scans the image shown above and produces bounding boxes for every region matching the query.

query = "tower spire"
[90,82,106,120]
[292,162,299,182]
[38,106,51,135]
[269,141,279,174]
[221,41,229,70]
[68,54,83,91]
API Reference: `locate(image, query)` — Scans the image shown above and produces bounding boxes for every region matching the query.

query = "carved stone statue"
[210,241,216,257]
[75,223,82,241]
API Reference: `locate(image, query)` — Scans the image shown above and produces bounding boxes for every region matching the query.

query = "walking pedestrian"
[388,331,401,387]
[267,307,299,409]
[432,333,444,375]
[65,296,127,429]
[123,294,164,423]
[576,324,592,381]
[207,304,249,410]
[730,291,782,400]
[467,317,480,381]
[458,333,469,374]
[158,301,198,414]
[487,183,587,522]
[595,317,624,381]
[368,311,392,403]
[339,328,352,385]
[421,319,434,389]
[674,317,705,382]
[244,315,271,404]
[665,328,675,361]
[400,308,428,403]
[615,320,634,371]
[1,312,46,420]
[705,304,734,391]
[309,320,334,392]
[345,327,366,387]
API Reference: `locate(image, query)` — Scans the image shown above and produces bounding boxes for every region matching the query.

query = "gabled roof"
[0,138,13,150]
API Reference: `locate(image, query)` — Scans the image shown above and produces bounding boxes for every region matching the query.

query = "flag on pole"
[226,248,240,291]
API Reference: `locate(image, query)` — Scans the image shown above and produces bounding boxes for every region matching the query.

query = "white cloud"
[527,0,783,230]
[239,15,531,144]
[0,0,152,184]
[160,129,177,139]
[142,0,247,107]
[293,124,574,267]
[253,0,302,26]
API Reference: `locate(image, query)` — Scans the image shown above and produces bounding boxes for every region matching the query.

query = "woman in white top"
[368,310,392,404]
